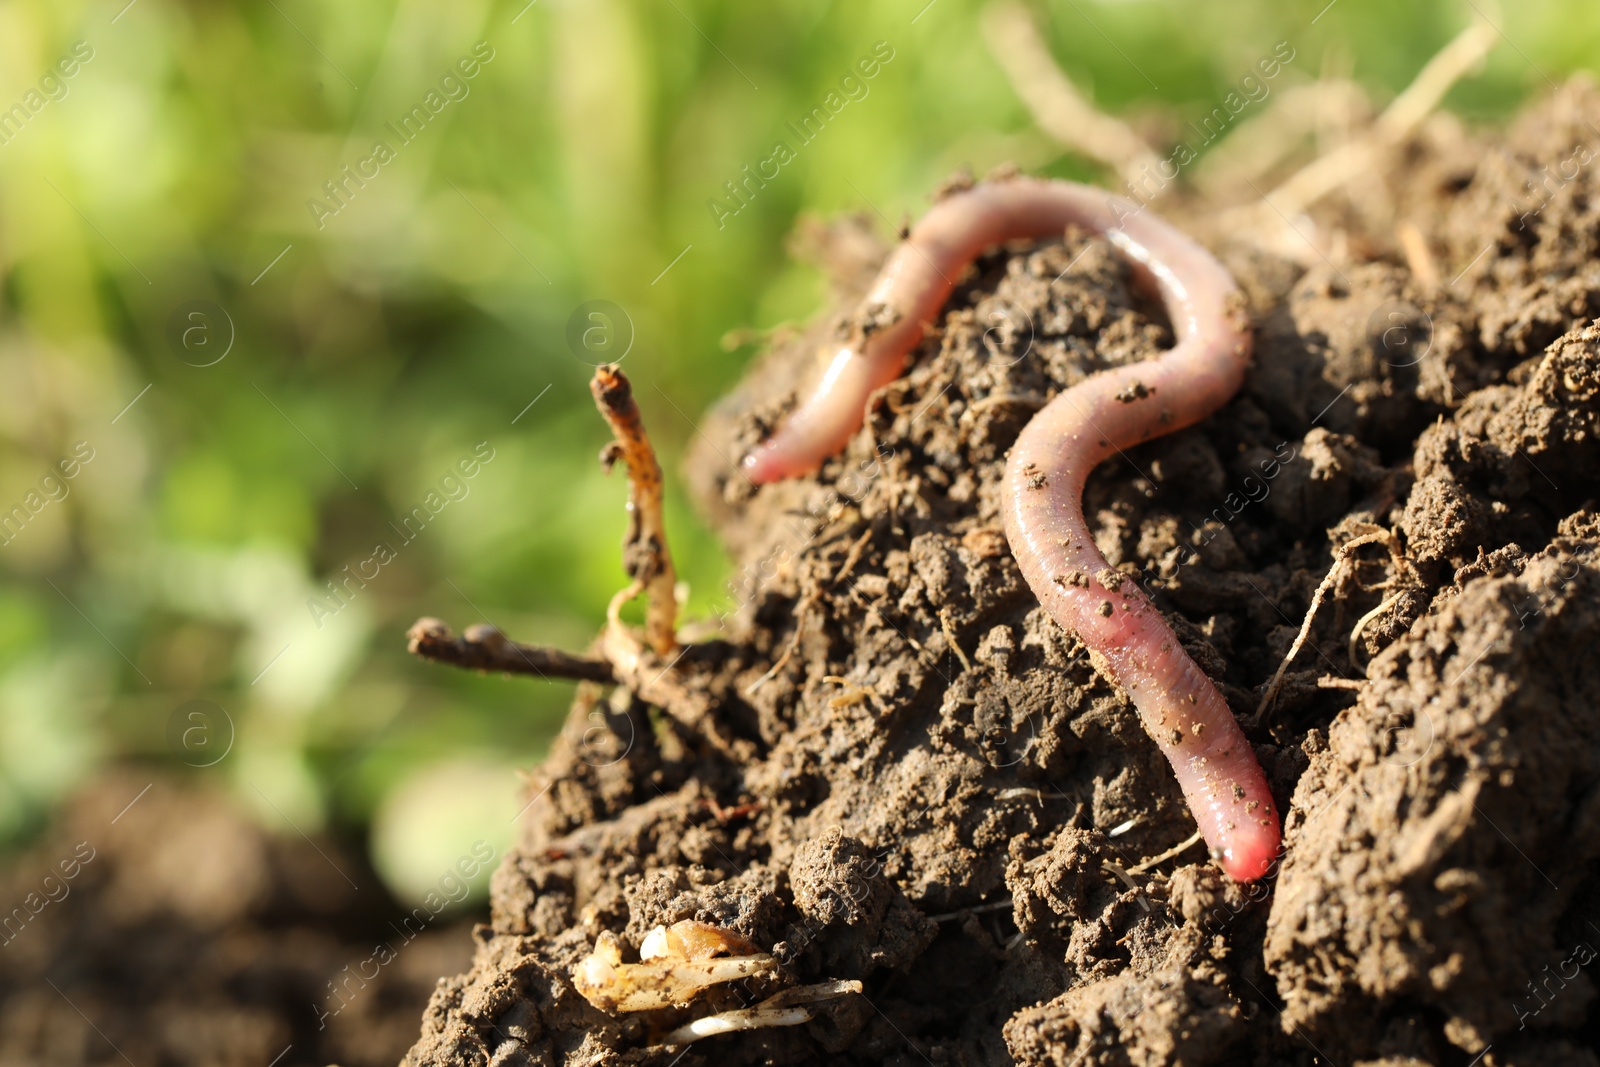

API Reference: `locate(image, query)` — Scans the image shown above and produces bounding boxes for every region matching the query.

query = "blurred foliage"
[0,0,1596,897]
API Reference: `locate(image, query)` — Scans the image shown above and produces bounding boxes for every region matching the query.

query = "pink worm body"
[743,177,1279,882]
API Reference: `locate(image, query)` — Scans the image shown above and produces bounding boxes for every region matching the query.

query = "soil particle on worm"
[403,82,1600,1067]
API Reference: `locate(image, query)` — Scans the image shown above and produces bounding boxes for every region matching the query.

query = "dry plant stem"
[1247,19,1496,221]
[591,364,678,656]
[745,174,1278,882]
[1193,80,1371,192]
[980,0,1161,185]
[1255,531,1391,718]
[1127,828,1206,875]
[406,617,616,684]
[830,524,877,588]
[602,587,685,708]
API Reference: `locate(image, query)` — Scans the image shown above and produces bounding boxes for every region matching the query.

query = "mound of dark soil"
[401,81,1600,1066]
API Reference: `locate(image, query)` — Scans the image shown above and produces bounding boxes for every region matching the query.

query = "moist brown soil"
[402,83,1600,1066]
[0,774,475,1067]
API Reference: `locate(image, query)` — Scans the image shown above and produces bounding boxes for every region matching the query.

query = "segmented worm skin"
[742,177,1280,882]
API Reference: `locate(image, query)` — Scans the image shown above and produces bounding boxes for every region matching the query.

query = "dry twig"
[406,366,734,756]
[406,617,616,683]
[939,606,974,672]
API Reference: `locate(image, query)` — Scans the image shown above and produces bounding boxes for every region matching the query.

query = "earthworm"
[743,176,1279,881]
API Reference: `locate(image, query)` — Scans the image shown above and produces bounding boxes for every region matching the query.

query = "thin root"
[1101,859,1142,896]
[1229,19,1497,231]
[925,899,1015,923]
[939,606,974,672]
[602,609,752,760]
[745,592,817,695]
[1317,676,1366,691]
[1348,589,1406,668]
[830,523,877,588]
[1256,530,1392,719]
[1127,828,1206,875]
[661,980,864,1046]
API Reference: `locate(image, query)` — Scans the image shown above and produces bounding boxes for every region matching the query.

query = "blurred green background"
[0,0,1595,906]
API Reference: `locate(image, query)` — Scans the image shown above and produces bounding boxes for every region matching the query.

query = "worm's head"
[741,346,873,484]
[1218,812,1280,883]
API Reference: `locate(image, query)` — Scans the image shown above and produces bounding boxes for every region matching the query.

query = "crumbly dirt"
[402,81,1600,1066]
[0,775,475,1067]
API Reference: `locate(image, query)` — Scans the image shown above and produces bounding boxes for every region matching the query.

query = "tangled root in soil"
[403,80,1600,1067]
